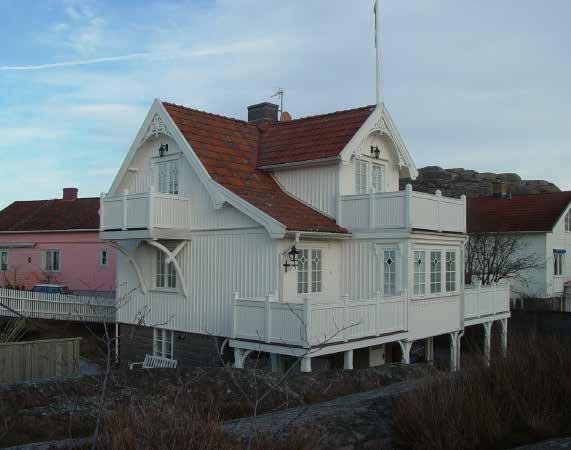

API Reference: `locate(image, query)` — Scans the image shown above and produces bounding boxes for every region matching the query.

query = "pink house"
[0,188,115,296]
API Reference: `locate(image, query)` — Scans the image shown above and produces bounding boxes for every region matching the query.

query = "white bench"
[129,354,178,370]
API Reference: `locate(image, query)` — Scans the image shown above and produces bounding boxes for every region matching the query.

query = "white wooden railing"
[338,185,466,233]
[232,292,407,348]
[100,187,191,231]
[0,288,116,323]
[464,281,510,321]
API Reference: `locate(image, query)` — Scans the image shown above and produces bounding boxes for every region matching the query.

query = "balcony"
[338,185,466,233]
[232,292,408,348]
[463,282,511,325]
[100,189,192,240]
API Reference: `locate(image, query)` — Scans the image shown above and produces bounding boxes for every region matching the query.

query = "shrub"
[392,333,571,450]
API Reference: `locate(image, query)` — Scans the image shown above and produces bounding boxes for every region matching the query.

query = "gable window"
[372,165,384,193]
[445,251,457,292]
[383,249,397,296]
[158,159,179,194]
[413,251,426,295]
[0,250,7,272]
[99,250,108,267]
[42,250,60,273]
[430,251,442,294]
[156,249,176,289]
[566,211,571,232]
[554,250,565,277]
[297,249,323,294]
[153,328,174,359]
[355,160,368,194]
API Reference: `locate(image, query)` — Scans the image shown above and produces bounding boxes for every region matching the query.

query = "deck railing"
[0,288,116,323]
[232,292,407,348]
[100,187,191,231]
[338,185,466,233]
[464,281,510,321]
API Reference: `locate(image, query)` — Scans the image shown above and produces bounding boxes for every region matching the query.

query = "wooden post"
[148,184,154,230]
[483,321,492,366]
[122,189,128,230]
[114,322,119,364]
[303,297,312,348]
[368,189,375,229]
[435,189,442,232]
[342,294,350,342]
[300,356,312,373]
[425,337,434,365]
[403,288,409,331]
[375,291,381,336]
[231,292,239,339]
[264,293,272,343]
[404,184,412,230]
[344,350,354,370]
[460,194,467,233]
[234,348,244,369]
[500,318,508,357]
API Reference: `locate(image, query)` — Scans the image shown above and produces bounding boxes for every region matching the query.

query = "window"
[0,250,7,271]
[297,249,323,294]
[445,251,457,292]
[158,159,179,194]
[42,250,60,272]
[156,250,176,289]
[153,328,174,359]
[355,160,368,194]
[430,251,442,294]
[99,250,108,267]
[383,250,397,296]
[554,251,565,276]
[413,251,426,295]
[372,164,384,193]
[566,211,571,232]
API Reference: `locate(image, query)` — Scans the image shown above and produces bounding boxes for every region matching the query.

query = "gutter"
[0,229,98,234]
[284,230,351,240]
[258,156,341,171]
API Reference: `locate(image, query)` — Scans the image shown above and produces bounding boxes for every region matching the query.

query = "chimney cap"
[62,187,78,201]
[247,102,279,123]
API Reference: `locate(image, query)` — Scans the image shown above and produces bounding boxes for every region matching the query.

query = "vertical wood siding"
[340,239,380,300]
[273,164,338,217]
[116,230,279,337]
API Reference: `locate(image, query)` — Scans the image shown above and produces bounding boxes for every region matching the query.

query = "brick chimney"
[247,102,279,123]
[63,187,78,201]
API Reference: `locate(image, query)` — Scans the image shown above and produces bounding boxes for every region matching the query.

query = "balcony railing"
[232,292,407,348]
[100,188,191,233]
[338,185,466,233]
[464,281,510,321]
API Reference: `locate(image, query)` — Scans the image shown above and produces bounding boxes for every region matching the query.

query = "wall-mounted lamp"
[370,145,380,159]
[159,144,169,158]
[283,245,300,272]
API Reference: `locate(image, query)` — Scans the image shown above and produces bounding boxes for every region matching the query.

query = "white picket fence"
[0,288,116,323]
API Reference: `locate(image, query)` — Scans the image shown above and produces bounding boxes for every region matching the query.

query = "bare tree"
[465,233,544,285]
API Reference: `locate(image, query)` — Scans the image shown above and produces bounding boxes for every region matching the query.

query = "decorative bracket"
[146,240,190,298]
[141,113,173,144]
[107,241,148,295]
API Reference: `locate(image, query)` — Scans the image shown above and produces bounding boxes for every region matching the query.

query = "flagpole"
[374,0,382,107]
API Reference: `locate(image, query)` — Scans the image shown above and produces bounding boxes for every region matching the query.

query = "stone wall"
[400,166,560,198]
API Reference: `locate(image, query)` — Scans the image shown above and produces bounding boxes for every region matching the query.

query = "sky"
[0,0,570,209]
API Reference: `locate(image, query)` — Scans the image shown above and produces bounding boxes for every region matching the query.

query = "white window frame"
[153,328,174,359]
[554,251,565,277]
[445,250,457,292]
[355,159,368,194]
[355,157,386,194]
[566,210,571,232]
[99,249,109,267]
[0,250,7,272]
[155,249,177,290]
[430,250,442,294]
[297,248,324,295]
[371,164,385,193]
[382,248,398,296]
[155,155,180,195]
[42,249,60,273]
[413,250,426,296]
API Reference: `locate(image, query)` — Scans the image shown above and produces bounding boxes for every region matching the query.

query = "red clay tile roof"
[256,105,375,167]
[467,192,571,233]
[0,198,100,232]
[163,102,349,234]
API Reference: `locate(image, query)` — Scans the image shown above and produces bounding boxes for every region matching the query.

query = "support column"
[114,322,119,364]
[500,318,508,357]
[449,331,462,372]
[234,348,244,369]
[270,353,283,373]
[300,356,312,373]
[344,350,354,370]
[457,332,464,371]
[399,340,413,364]
[483,321,492,366]
[424,337,434,365]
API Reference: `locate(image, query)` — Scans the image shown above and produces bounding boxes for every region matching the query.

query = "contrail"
[0,52,152,71]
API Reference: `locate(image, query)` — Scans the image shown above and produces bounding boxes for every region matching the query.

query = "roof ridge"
[10,197,99,204]
[285,104,376,123]
[162,101,252,127]
[6,199,53,231]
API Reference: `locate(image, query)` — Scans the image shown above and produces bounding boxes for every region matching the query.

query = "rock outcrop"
[400,167,560,198]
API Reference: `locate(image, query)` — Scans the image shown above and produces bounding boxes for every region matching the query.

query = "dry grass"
[392,333,571,450]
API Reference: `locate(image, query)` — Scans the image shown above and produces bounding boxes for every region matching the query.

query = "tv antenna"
[271,88,285,113]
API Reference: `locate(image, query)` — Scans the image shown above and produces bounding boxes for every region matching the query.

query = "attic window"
[566,210,571,232]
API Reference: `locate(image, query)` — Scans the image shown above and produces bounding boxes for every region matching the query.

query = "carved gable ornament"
[141,113,173,143]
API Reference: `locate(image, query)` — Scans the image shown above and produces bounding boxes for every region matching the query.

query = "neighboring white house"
[99,4,510,372]
[467,192,571,299]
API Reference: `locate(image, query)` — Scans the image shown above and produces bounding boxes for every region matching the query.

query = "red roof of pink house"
[0,198,100,232]
[467,192,571,233]
[163,102,364,234]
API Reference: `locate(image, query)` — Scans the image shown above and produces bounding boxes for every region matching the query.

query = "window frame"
[554,251,565,277]
[430,250,442,294]
[354,159,368,194]
[354,157,386,194]
[413,250,426,296]
[445,250,457,293]
[99,249,109,267]
[371,164,385,193]
[153,328,174,359]
[0,250,8,272]
[154,154,180,195]
[297,248,325,295]
[155,248,177,290]
[565,210,571,233]
[382,248,398,296]
[42,249,61,273]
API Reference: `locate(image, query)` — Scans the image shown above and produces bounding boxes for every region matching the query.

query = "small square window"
[42,250,60,273]
[0,250,8,272]
[100,250,108,267]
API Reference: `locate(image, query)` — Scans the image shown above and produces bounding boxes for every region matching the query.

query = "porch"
[338,185,466,233]
[99,187,192,240]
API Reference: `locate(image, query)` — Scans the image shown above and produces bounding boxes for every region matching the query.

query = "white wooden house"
[100,3,510,371]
